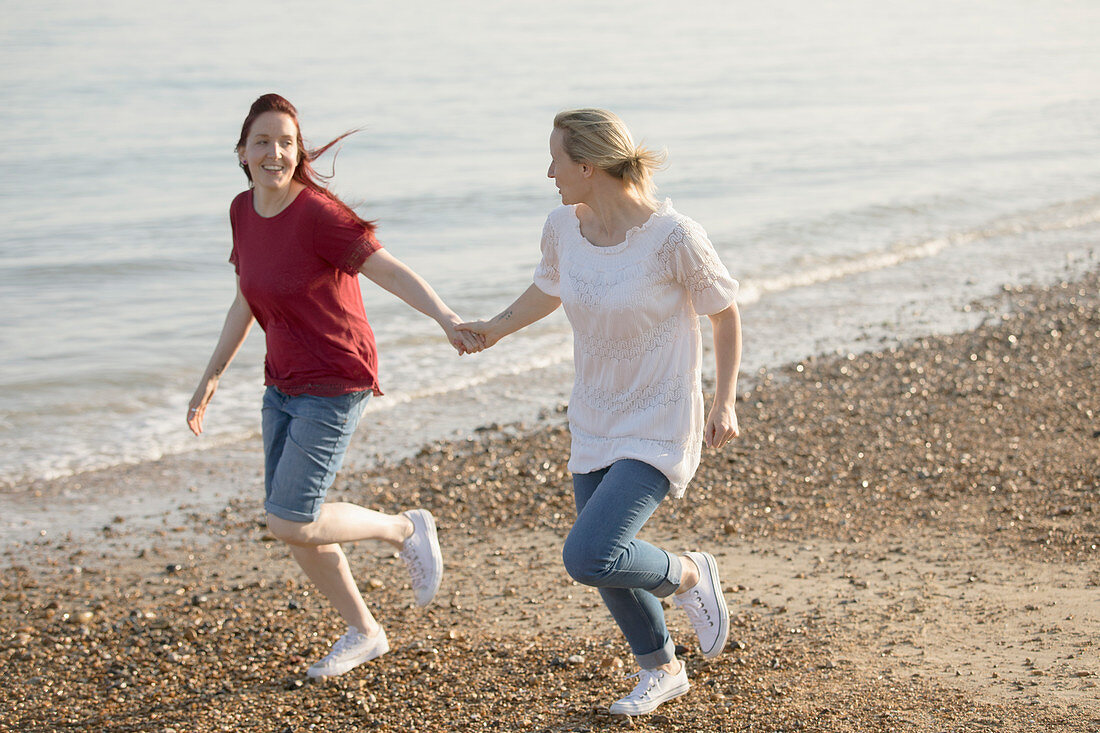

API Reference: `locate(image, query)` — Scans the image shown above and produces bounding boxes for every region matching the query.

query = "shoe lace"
[320,629,359,663]
[402,545,426,587]
[623,669,662,701]
[679,590,713,630]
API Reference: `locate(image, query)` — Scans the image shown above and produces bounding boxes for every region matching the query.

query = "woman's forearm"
[484,284,561,342]
[709,302,742,405]
[360,250,459,326]
[201,289,255,382]
[188,287,254,434]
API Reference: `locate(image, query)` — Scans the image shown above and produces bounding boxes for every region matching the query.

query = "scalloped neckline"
[571,199,672,251]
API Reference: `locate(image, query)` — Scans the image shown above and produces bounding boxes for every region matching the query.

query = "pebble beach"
[2,271,1098,732]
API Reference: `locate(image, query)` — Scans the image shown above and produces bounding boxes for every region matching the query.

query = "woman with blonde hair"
[459,108,742,715]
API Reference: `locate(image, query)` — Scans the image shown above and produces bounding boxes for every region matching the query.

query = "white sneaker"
[401,509,443,606]
[307,626,389,678]
[673,551,730,659]
[608,664,690,716]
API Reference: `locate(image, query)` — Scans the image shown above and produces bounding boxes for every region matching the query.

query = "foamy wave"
[738,236,955,304]
[0,429,256,490]
[737,197,1100,305]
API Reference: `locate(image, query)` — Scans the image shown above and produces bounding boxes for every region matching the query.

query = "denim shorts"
[261,386,370,523]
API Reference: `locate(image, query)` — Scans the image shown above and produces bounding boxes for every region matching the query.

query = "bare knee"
[267,513,316,545]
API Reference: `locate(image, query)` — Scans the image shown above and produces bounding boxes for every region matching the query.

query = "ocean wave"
[736,195,1100,304]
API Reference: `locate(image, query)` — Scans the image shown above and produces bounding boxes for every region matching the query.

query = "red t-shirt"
[229,187,383,397]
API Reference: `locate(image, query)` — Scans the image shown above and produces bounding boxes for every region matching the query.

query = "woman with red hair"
[187,94,476,678]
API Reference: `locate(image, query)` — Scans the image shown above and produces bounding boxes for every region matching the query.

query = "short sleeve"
[669,220,738,316]
[532,215,561,297]
[313,200,382,275]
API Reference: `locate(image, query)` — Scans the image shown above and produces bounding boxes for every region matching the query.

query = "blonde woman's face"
[548,128,586,205]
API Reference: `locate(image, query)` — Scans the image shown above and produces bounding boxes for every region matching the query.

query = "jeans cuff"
[650,550,682,598]
[636,638,677,669]
[264,500,319,523]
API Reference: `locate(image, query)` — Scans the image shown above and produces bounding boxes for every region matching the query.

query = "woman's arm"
[358,249,480,353]
[704,301,742,449]
[455,284,561,350]
[187,279,255,435]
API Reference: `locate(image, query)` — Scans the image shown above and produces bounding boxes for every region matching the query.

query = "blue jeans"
[261,386,370,523]
[563,459,683,669]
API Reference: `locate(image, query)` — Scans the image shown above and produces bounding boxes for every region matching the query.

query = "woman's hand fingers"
[187,404,204,435]
[187,381,217,435]
[446,322,484,354]
[458,330,482,353]
[704,410,740,449]
[706,427,731,448]
[452,331,481,354]
[454,321,493,351]
[454,321,484,336]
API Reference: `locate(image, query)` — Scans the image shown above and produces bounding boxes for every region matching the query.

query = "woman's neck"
[579,186,657,247]
[252,181,306,218]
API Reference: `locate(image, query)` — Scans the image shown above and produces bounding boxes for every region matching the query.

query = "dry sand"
[2,272,1097,732]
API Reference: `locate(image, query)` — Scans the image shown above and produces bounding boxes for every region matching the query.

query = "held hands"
[453,320,503,353]
[452,285,558,355]
[704,401,740,450]
[444,319,486,355]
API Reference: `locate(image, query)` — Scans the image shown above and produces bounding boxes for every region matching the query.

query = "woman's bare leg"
[268,503,415,632]
[288,543,379,634]
[268,502,413,548]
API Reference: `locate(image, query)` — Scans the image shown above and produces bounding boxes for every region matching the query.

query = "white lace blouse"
[533,199,739,498]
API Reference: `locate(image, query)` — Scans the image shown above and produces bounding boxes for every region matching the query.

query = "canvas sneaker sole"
[307,630,390,678]
[690,551,730,659]
[609,678,690,715]
[403,509,443,606]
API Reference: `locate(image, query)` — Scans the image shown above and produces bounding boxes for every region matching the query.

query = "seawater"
[1,0,1099,488]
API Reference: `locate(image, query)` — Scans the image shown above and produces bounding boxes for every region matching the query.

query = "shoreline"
[2,270,1098,731]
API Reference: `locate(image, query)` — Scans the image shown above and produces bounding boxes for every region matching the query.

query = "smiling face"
[238,111,300,193]
[547,127,588,205]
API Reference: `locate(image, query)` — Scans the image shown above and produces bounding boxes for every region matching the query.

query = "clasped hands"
[445,319,495,355]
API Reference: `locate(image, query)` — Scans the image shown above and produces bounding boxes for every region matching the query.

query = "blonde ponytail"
[553,109,667,205]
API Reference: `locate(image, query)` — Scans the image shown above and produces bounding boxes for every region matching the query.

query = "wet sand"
[2,271,1098,732]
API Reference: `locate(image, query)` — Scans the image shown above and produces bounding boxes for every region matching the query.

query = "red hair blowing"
[236,93,374,230]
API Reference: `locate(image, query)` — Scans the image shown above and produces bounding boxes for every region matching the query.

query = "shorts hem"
[264,500,319,523]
